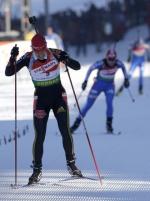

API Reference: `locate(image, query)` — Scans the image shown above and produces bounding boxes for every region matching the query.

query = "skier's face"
[107,57,116,66]
[33,49,47,60]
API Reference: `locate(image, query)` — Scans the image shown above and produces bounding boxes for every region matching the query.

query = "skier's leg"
[105,84,115,133]
[29,96,49,184]
[128,63,137,79]
[139,64,144,94]
[32,109,49,168]
[70,82,102,132]
[53,92,82,176]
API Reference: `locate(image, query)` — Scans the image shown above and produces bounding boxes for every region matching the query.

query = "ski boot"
[67,160,83,177]
[106,117,113,134]
[28,168,42,185]
[138,85,143,95]
[70,118,81,134]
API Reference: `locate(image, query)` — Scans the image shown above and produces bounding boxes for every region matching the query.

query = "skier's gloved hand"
[124,78,130,88]
[60,51,69,62]
[127,57,131,63]
[11,46,19,58]
[127,50,131,62]
[82,80,87,91]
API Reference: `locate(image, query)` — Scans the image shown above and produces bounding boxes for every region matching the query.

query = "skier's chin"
[38,58,46,61]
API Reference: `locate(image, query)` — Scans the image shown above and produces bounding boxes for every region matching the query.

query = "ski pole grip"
[29,16,37,25]
[28,16,39,33]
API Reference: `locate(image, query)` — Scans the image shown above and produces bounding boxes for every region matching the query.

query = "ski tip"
[10,183,23,189]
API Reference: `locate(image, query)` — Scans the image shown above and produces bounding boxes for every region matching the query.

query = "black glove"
[127,56,131,62]
[11,46,19,58]
[60,51,69,61]
[124,78,130,88]
[82,80,87,90]
[127,50,131,62]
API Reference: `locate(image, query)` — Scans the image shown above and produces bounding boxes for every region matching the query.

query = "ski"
[70,131,122,136]
[12,175,100,188]
[101,131,122,135]
[58,175,99,182]
[11,182,46,188]
[52,175,100,186]
[27,182,46,186]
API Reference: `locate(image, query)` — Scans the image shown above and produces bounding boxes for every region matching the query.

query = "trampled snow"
[0,25,150,200]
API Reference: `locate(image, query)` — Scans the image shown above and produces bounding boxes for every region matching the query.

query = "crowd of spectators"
[42,0,150,53]
[1,0,150,54]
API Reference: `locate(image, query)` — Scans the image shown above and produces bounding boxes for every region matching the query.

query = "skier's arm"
[64,56,81,70]
[147,51,150,62]
[81,61,102,91]
[5,46,30,76]
[84,61,102,82]
[5,54,30,76]
[50,48,80,70]
[145,44,150,61]
[117,60,128,79]
[117,59,129,88]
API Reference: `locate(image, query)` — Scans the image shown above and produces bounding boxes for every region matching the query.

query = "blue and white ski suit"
[77,59,128,119]
[127,41,149,87]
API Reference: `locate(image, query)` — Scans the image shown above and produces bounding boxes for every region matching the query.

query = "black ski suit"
[5,48,80,169]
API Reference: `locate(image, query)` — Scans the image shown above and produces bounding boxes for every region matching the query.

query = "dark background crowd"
[36,0,150,52]
[1,0,150,52]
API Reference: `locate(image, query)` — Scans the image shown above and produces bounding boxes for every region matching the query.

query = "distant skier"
[3,136,7,144]
[45,26,64,50]
[116,37,150,95]
[70,49,129,134]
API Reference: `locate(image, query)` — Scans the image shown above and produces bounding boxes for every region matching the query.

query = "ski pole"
[12,45,18,187]
[127,88,135,102]
[73,90,84,108]
[66,66,103,186]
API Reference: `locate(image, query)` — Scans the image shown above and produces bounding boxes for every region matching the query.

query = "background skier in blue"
[116,37,150,95]
[70,49,129,134]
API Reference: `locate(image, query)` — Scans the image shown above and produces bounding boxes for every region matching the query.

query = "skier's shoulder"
[115,59,124,67]
[93,59,104,68]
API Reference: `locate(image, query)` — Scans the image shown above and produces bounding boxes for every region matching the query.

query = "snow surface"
[0,25,150,200]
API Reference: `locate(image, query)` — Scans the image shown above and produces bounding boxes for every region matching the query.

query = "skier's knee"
[34,110,47,119]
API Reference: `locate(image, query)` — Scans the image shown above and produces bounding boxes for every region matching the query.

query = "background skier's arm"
[81,61,102,90]
[84,61,101,82]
